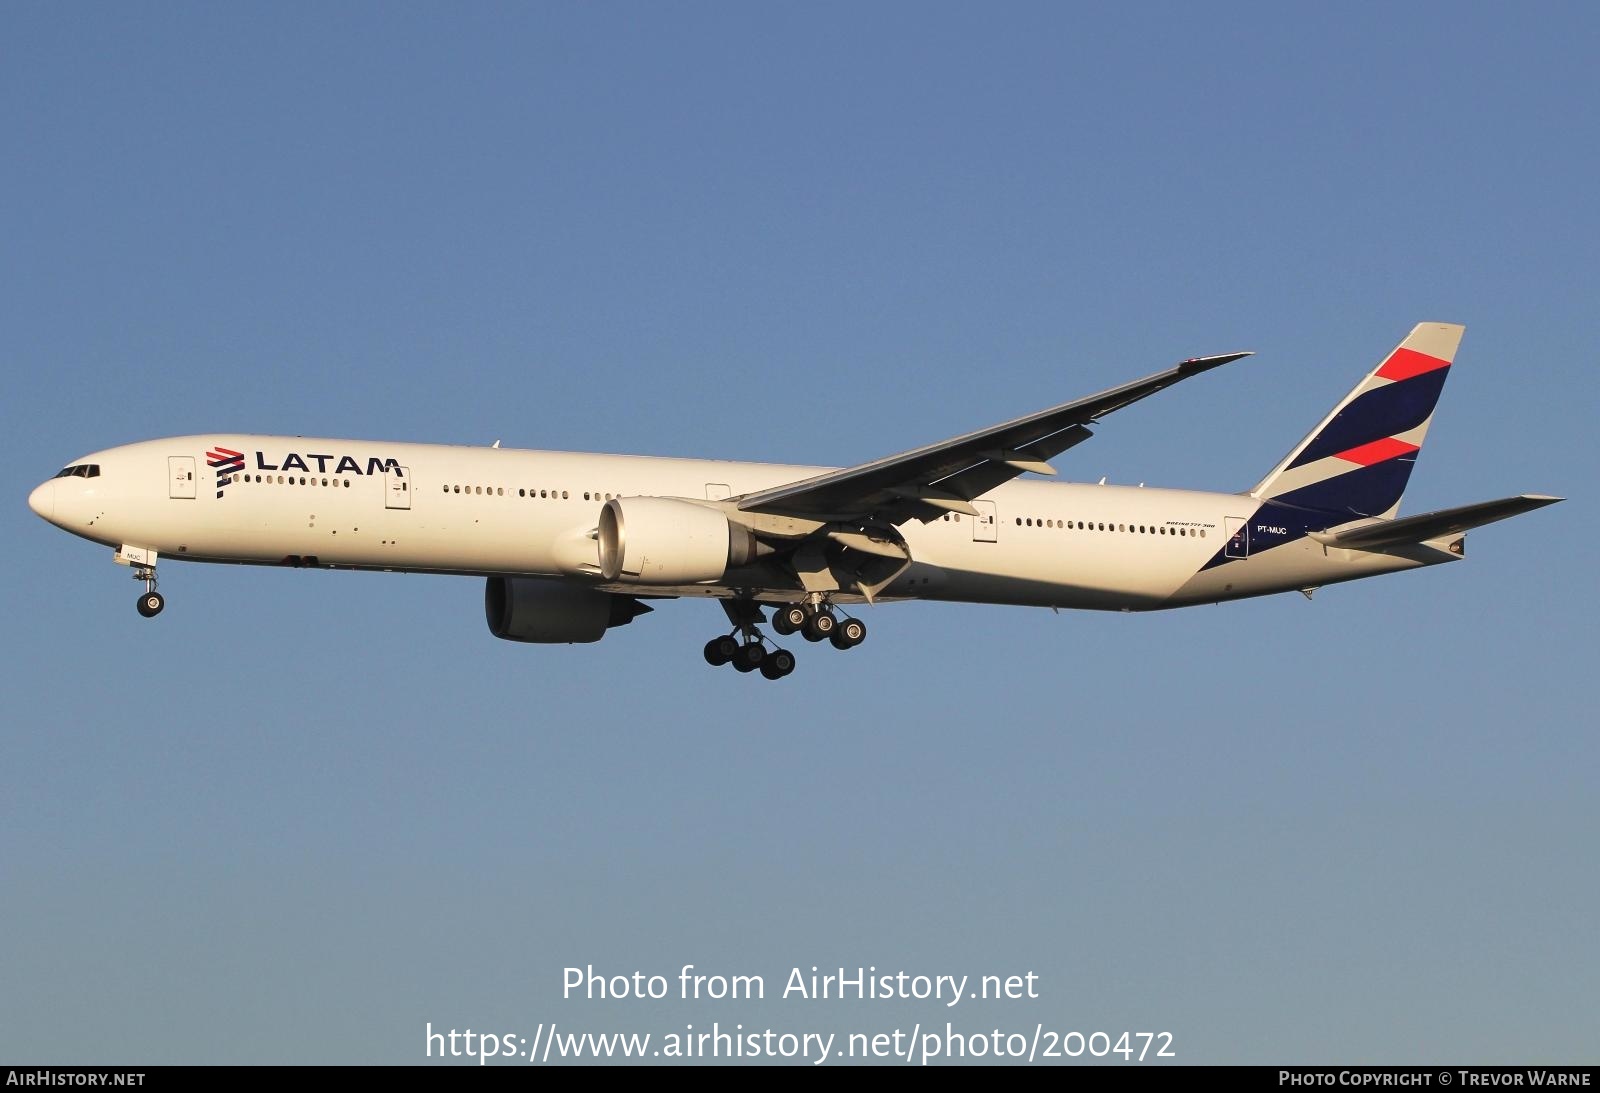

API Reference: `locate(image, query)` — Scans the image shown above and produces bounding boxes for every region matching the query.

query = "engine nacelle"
[598,497,756,584]
[484,576,651,643]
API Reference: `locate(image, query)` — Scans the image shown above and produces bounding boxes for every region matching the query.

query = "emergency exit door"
[169,456,196,499]
[384,467,411,510]
[973,500,998,542]
[1225,517,1250,558]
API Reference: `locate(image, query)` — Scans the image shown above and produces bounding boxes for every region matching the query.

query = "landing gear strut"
[133,565,164,618]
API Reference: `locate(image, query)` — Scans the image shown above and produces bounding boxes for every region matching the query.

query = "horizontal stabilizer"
[1309,494,1563,551]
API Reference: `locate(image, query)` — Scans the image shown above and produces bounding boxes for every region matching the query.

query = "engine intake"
[485,577,651,643]
[598,497,756,584]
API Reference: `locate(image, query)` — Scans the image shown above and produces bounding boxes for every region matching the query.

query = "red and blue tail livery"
[1251,323,1461,520]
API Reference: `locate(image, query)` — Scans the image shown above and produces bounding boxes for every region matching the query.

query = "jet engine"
[597,497,758,584]
[484,576,652,643]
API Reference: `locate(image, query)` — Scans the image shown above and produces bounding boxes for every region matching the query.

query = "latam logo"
[253,451,403,476]
[206,445,406,499]
[206,446,245,498]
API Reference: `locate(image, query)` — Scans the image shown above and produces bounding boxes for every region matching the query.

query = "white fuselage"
[28,434,1446,612]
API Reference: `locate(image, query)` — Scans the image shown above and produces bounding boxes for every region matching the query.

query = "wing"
[737,351,1252,522]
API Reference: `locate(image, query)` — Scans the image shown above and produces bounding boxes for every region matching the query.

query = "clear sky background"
[3,3,1595,1065]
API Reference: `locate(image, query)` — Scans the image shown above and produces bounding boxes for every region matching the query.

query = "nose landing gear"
[133,564,164,618]
[116,546,165,618]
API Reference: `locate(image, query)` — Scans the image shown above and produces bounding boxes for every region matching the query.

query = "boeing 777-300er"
[28,323,1561,680]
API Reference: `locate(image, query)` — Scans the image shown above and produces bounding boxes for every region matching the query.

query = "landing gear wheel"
[732,643,767,673]
[772,604,806,635]
[830,617,866,650]
[771,604,802,635]
[136,591,165,618]
[802,610,836,642]
[703,635,739,666]
[760,649,797,680]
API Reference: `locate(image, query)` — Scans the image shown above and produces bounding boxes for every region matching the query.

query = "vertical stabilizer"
[1250,323,1463,520]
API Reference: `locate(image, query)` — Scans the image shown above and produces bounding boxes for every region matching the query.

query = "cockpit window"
[53,464,100,479]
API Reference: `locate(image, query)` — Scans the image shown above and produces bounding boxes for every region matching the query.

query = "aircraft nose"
[28,480,55,521]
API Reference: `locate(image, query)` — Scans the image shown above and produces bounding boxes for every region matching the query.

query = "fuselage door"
[973,500,998,543]
[385,467,411,510]
[1225,516,1250,558]
[169,456,196,499]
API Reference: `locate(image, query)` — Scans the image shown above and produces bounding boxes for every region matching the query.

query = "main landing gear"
[703,597,866,680]
[702,633,796,680]
[133,564,164,618]
[770,602,867,650]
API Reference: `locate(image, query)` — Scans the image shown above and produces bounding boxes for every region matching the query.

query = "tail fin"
[1251,322,1463,520]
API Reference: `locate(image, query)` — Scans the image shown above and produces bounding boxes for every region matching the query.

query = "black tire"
[778,605,807,632]
[803,610,835,642]
[704,635,738,666]
[136,591,164,618]
[837,617,866,647]
[733,643,766,673]
[761,649,796,680]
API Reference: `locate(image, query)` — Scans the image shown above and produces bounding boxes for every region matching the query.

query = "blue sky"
[3,3,1595,1065]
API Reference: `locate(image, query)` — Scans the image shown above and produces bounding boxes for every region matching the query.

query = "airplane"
[27,322,1561,681]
